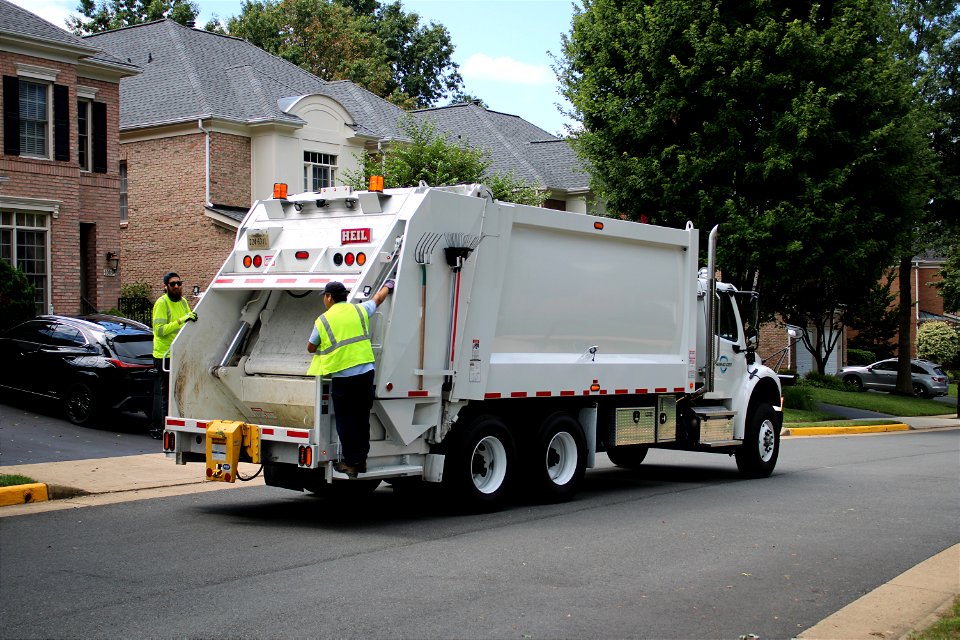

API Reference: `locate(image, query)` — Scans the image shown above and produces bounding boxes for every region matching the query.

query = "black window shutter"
[53,84,69,162]
[92,101,107,173]
[3,76,20,156]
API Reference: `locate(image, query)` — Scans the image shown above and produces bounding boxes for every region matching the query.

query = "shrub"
[120,281,152,299]
[804,372,848,391]
[0,260,36,330]
[783,385,815,411]
[846,348,875,366]
[917,321,959,366]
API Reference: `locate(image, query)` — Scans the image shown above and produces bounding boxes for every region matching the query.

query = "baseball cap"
[323,281,347,296]
[163,271,180,285]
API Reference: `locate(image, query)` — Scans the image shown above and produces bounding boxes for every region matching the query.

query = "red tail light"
[108,359,151,369]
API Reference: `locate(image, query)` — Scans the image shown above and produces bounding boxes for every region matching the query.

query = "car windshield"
[110,334,154,359]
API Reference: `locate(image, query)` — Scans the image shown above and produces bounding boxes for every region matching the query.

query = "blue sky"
[15,0,579,136]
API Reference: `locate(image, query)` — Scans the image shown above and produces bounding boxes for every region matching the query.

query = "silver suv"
[838,358,949,398]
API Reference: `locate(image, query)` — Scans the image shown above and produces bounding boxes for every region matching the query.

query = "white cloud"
[11,0,77,30]
[461,53,552,86]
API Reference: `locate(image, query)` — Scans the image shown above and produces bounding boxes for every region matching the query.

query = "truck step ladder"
[330,463,423,480]
[693,406,740,447]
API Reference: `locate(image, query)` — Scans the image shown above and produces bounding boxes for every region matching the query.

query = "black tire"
[735,403,780,478]
[606,445,649,469]
[63,381,99,426]
[443,414,515,511]
[912,382,930,399]
[843,375,864,392]
[525,412,586,503]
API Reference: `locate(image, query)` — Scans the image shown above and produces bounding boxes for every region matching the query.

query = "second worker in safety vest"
[307,279,394,478]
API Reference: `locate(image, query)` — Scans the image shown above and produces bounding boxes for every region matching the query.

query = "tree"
[226,0,462,109]
[889,0,959,393]
[343,117,545,206]
[557,0,934,373]
[68,0,199,34]
[0,260,36,331]
[846,274,901,361]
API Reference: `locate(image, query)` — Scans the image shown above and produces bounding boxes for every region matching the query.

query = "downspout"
[198,118,211,206]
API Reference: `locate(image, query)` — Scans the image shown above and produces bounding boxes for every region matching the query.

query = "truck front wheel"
[526,412,586,503]
[735,404,779,478]
[444,414,515,511]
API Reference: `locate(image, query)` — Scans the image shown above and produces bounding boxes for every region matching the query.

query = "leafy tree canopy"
[343,117,545,206]
[558,0,936,373]
[68,0,199,34]
[226,0,463,109]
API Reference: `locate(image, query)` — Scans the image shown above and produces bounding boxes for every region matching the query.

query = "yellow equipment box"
[205,420,260,483]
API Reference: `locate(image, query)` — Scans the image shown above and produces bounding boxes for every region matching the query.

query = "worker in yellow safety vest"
[307,279,393,477]
[151,271,196,438]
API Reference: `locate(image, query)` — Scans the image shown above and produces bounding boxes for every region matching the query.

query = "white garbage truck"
[162,181,784,509]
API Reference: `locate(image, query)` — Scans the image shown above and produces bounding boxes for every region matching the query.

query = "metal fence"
[118,296,152,325]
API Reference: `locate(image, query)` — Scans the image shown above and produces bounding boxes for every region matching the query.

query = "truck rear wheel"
[606,445,648,469]
[444,414,515,511]
[526,412,585,502]
[735,403,779,478]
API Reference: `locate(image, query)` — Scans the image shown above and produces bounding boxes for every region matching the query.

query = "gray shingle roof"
[416,103,589,192]
[0,0,136,71]
[85,19,407,138]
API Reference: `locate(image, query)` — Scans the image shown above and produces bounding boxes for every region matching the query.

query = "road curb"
[784,423,911,436]
[0,483,49,506]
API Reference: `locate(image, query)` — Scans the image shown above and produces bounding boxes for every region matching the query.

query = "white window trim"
[16,63,59,82]
[78,98,92,172]
[0,196,62,218]
[0,206,54,315]
[76,85,98,100]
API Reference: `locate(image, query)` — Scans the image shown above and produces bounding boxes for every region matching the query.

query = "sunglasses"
[168,281,183,287]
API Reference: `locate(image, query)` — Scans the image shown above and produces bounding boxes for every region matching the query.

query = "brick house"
[0,0,138,314]
[85,19,594,300]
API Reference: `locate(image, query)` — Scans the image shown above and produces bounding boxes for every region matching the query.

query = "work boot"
[334,461,358,478]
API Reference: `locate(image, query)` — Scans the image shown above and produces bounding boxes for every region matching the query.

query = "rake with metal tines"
[414,233,443,389]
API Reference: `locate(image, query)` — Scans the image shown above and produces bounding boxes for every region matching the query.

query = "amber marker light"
[273,183,288,199]
[369,175,384,192]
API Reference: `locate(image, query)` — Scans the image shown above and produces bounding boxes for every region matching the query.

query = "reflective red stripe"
[636,389,648,394]
[278,278,297,283]
[674,387,685,393]
[655,387,667,392]
[615,389,628,394]
[536,391,551,397]
[510,391,527,398]
[408,391,429,397]
[214,278,234,284]
[560,390,575,396]
[261,428,275,435]
[288,430,309,438]
[485,392,501,399]
[245,278,265,283]
[166,419,185,426]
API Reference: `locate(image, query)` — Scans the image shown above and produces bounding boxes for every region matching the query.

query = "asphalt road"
[1,430,957,639]
[0,397,158,465]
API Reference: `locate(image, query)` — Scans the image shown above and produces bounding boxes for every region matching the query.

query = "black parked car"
[0,314,156,425]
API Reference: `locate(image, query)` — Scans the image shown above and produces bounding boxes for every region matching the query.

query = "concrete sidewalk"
[0,453,264,514]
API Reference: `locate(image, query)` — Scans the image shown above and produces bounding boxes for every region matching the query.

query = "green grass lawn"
[783,385,957,424]
[908,595,960,640]
[0,474,36,487]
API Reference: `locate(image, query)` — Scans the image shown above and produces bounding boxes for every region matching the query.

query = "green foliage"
[343,117,545,206]
[120,281,152,299]
[934,244,960,313]
[0,259,36,330]
[68,0,200,34]
[783,385,815,412]
[846,275,899,360]
[846,348,876,366]
[557,0,937,375]
[803,372,849,391]
[916,320,960,365]
[226,0,462,108]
